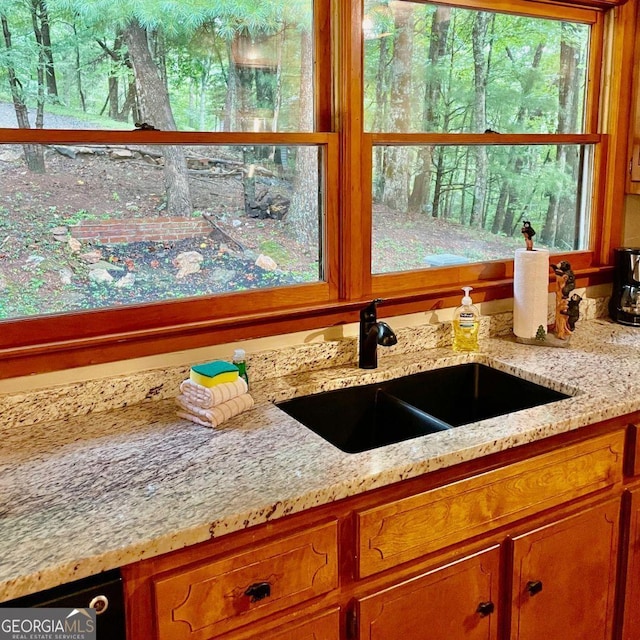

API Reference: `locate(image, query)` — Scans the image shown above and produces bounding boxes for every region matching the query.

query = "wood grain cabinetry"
[355,546,500,640]
[356,432,622,578]
[241,607,340,640]
[123,425,632,640]
[621,489,640,640]
[508,499,620,640]
[626,0,640,193]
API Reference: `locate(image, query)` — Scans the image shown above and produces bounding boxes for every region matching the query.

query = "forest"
[0,0,595,317]
[363,1,591,258]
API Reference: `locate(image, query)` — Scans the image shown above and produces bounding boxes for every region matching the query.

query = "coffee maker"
[610,247,640,326]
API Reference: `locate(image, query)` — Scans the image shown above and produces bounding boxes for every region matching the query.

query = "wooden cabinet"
[125,520,338,640]
[621,489,640,640]
[355,546,500,640]
[356,432,622,578]
[508,499,620,640]
[243,607,340,640]
[124,426,629,640]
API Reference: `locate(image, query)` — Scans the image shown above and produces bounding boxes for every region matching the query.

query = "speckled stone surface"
[2,306,637,602]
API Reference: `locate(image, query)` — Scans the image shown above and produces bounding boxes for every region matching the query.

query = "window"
[364,2,594,273]
[0,0,630,376]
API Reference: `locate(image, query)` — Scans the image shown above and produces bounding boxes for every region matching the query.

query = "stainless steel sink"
[276,363,570,453]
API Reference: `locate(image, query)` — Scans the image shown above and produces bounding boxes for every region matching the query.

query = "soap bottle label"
[459,311,476,328]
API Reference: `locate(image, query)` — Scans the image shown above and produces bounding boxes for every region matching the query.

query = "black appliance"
[609,247,640,326]
[0,569,126,639]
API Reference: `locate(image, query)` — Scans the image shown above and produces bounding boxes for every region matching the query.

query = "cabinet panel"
[249,607,340,640]
[622,490,640,640]
[509,499,619,640]
[356,545,500,640]
[153,520,338,640]
[357,431,624,577]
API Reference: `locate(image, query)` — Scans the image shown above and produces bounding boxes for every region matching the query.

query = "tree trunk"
[556,23,581,248]
[494,43,545,236]
[469,11,491,228]
[1,14,44,173]
[223,40,237,132]
[118,80,138,122]
[372,34,392,200]
[409,6,450,214]
[108,76,119,118]
[382,3,414,211]
[36,0,58,100]
[123,20,191,216]
[541,22,580,246]
[288,28,318,247]
[71,21,86,112]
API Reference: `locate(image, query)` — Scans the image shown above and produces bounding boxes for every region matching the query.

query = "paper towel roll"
[513,248,550,339]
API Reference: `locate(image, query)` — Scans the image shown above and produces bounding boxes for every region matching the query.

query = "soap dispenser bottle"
[452,286,480,352]
[232,348,249,385]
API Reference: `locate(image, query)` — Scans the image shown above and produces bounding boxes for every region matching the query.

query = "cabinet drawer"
[153,520,338,640]
[357,431,624,577]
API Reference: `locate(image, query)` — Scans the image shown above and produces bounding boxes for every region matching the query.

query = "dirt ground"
[0,143,523,319]
[0,146,316,317]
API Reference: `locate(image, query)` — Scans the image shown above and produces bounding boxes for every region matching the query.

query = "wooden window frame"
[0,0,635,378]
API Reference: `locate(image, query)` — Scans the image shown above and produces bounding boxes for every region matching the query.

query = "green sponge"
[190,360,239,388]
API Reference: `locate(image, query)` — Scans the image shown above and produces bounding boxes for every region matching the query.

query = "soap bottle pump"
[232,348,249,385]
[452,286,480,352]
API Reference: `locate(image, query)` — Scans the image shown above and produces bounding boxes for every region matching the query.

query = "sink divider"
[374,390,452,434]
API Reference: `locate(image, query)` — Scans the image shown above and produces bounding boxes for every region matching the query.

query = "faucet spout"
[358,300,398,369]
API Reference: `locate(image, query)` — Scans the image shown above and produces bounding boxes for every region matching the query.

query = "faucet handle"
[361,298,384,321]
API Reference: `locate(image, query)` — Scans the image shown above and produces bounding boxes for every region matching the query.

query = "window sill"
[0,265,613,380]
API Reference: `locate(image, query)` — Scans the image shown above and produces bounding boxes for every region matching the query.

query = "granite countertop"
[1,317,639,601]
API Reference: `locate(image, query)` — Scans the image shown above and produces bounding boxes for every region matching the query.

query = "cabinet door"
[356,545,500,640]
[509,500,620,640]
[622,490,640,640]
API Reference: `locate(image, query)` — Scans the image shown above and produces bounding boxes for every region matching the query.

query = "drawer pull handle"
[526,580,543,596]
[476,601,495,617]
[244,581,271,602]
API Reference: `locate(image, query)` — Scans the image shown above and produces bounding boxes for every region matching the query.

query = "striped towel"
[176,393,254,428]
[179,377,248,408]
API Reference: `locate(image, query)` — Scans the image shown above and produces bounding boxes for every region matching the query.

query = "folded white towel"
[176,393,254,428]
[179,377,248,408]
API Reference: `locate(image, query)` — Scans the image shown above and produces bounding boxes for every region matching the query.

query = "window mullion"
[336,0,371,300]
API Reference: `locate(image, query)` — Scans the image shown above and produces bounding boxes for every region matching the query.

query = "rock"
[80,250,103,264]
[232,219,242,228]
[68,237,82,253]
[52,145,77,159]
[59,267,73,285]
[87,260,124,272]
[110,149,135,159]
[0,148,23,162]
[23,255,45,270]
[51,226,69,242]
[114,273,135,288]
[88,269,113,283]
[209,267,236,286]
[255,254,278,271]
[173,251,203,278]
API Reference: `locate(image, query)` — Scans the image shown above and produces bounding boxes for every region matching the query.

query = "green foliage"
[259,239,288,264]
[63,209,97,225]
